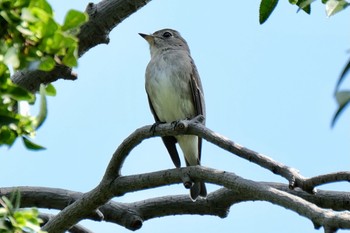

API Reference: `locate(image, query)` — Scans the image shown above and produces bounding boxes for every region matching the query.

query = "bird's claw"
[150,122,163,135]
[183,181,193,189]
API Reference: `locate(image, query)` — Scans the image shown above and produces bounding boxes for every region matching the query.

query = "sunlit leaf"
[4,47,20,69]
[22,136,45,150]
[259,0,279,24]
[62,9,88,32]
[325,0,349,17]
[33,84,47,129]
[62,46,78,67]
[20,8,37,23]
[38,56,55,71]
[29,0,53,15]
[332,90,350,127]
[45,83,56,96]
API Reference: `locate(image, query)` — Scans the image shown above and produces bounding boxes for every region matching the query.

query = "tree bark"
[11,0,152,92]
[2,118,349,233]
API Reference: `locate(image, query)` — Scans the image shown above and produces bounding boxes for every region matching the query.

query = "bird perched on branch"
[139,29,207,200]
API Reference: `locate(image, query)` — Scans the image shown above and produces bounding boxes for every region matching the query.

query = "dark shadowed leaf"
[335,56,350,92]
[22,136,46,150]
[259,0,279,24]
[7,85,35,102]
[0,128,17,146]
[0,115,19,126]
[297,0,313,14]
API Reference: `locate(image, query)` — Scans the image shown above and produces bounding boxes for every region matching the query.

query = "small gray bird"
[139,29,207,200]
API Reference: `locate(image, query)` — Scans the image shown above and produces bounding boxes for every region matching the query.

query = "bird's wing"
[146,94,181,168]
[189,59,205,162]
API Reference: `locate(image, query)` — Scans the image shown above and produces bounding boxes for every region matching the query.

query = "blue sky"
[1,0,350,232]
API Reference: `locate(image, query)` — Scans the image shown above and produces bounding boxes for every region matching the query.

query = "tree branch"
[39,213,94,233]
[2,170,350,231]
[36,119,350,232]
[11,0,152,92]
[3,119,349,232]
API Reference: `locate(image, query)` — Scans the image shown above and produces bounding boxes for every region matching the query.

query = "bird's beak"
[139,33,154,44]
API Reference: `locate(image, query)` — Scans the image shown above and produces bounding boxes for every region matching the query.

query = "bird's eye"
[162,31,172,38]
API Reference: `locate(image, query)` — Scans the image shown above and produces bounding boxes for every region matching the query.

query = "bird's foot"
[150,122,164,135]
[181,172,194,189]
[190,115,205,124]
[170,120,180,129]
[183,181,193,189]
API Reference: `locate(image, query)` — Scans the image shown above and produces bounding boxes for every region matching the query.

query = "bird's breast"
[146,53,195,122]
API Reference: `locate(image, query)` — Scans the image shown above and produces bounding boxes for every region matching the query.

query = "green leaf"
[0,63,10,80]
[0,115,19,126]
[33,84,47,129]
[259,0,279,24]
[10,190,21,210]
[1,196,13,212]
[297,0,312,14]
[298,0,315,9]
[4,47,20,69]
[0,127,17,146]
[335,56,350,92]
[325,0,349,17]
[7,85,35,102]
[38,56,55,71]
[29,0,53,15]
[45,83,56,96]
[332,90,350,127]
[22,137,45,150]
[20,7,37,23]
[62,10,88,32]
[62,46,78,67]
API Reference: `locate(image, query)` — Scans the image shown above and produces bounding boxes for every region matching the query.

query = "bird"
[139,28,207,200]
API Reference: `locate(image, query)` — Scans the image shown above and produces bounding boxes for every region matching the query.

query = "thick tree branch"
[39,213,94,233]
[2,170,350,231]
[11,0,151,92]
[3,119,350,232]
[38,119,350,232]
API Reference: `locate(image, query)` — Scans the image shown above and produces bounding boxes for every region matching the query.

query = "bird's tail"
[190,181,207,201]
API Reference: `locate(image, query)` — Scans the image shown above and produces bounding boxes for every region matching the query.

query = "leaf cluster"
[0,0,87,149]
[259,0,350,126]
[0,191,45,233]
[259,0,349,24]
